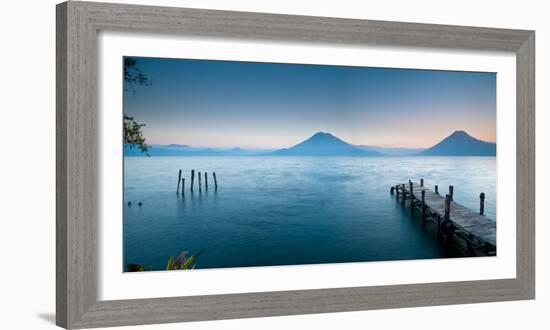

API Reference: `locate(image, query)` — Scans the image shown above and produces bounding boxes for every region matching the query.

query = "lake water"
[123,156,496,271]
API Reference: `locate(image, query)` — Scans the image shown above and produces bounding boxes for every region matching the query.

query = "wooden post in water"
[480,192,485,215]
[421,189,426,223]
[182,178,185,195]
[449,185,454,201]
[390,186,395,195]
[420,178,424,187]
[213,172,218,190]
[205,172,208,190]
[198,171,202,192]
[435,185,439,194]
[176,169,182,194]
[444,194,451,221]
[401,184,406,205]
[190,170,195,192]
[409,181,414,210]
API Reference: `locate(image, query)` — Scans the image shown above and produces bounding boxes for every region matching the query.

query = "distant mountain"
[164,144,191,148]
[356,145,426,156]
[269,132,381,156]
[124,144,271,156]
[125,144,223,156]
[420,131,496,156]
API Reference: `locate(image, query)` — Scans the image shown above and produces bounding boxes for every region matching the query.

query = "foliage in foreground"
[123,57,151,155]
[124,57,151,91]
[123,115,150,155]
[127,249,205,272]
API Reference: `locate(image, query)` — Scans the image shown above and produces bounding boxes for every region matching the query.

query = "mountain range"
[123,144,269,157]
[125,130,496,157]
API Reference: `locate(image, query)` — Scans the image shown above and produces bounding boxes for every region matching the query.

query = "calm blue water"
[123,156,496,271]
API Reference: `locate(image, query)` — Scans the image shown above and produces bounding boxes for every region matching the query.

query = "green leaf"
[182,256,195,269]
[166,256,174,270]
[182,250,204,269]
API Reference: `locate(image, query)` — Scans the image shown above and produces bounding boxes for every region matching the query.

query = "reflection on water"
[124,156,496,271]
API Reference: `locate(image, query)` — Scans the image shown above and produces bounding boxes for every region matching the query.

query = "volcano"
[420,131,496,156]
[270,132,381,156]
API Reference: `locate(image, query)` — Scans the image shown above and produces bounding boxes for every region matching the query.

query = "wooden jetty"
[391,180,496,257]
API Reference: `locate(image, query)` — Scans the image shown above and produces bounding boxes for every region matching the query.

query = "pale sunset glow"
[124,57,496,149]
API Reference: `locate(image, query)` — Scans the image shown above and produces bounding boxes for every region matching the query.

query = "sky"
[123,56,496,149]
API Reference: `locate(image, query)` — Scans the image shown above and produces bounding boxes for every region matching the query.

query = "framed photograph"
[56,1,535,328]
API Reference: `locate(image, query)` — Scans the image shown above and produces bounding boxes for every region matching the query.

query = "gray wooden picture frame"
[56,1,535,328]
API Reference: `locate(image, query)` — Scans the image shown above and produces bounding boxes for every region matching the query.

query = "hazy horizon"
[123,57,496,149]
[139,130,489,151]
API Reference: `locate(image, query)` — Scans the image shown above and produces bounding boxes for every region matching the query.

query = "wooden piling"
[409,181,415,213]
[409,180,414,205]
[198,171,202,192]
[420,178,424,187]
[182,178,185,195]
[480,192,485,215]
[444,194,451,221]
[401,184,406,205]
[449,185,454,201]
[390,186,395,195]
[421,189,426,222]
[205,172,208,190]
[190,170,195,192]
[176,169,182,194]
[435,185,439,194]
[213,172,218,189]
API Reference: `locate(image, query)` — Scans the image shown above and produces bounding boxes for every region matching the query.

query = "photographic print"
[123,57,496,272]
